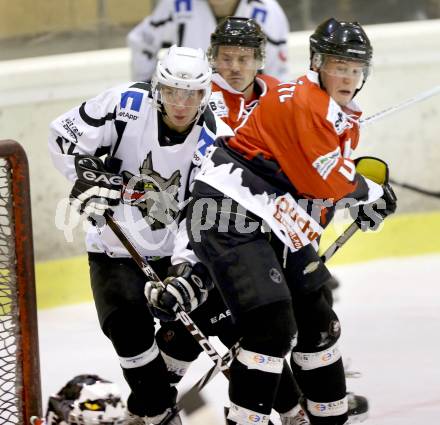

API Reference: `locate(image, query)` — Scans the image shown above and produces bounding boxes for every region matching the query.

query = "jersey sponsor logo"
[61,118,83,143]
[209,92,229,118]
[312,147,340,180]
[120,91,144,112]
[251,7,268,24]
[273,196,321,249]
[121,152,181,230]
[117,111,138,121]
[193,127,215,165]
[175,0,191,13]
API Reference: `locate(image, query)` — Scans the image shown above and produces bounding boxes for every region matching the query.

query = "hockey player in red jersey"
[208,17,279,131]
[146,17,310,425]
[182,18,396,425]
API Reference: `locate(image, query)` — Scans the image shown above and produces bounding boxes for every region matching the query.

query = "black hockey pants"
[187,181,348,424]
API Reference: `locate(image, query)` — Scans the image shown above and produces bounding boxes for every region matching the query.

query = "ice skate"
[346,392,369,423]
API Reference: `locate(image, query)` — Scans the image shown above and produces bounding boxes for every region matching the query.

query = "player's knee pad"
[240,301,296,357]
[104,307,156,359]
[156,322,202,385]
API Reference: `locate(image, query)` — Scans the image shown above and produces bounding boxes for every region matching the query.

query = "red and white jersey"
[127,0,290,81]
[209,73,279,131]
[230,70,367,200]
[195,71,383,251]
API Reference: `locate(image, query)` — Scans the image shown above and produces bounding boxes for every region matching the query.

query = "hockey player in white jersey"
[48,45,233,425]
[127,0,290,82]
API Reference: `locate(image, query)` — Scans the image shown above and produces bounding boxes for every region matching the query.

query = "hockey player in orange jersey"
[207,17,279,131]
[183,18,397,425]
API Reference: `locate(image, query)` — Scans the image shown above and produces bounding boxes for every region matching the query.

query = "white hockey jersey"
[127,0,290,82]
[49,81,233,260]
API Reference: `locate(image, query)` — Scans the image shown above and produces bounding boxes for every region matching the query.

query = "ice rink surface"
[38,254,440,424]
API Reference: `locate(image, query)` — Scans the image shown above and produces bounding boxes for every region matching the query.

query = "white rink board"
[38,254,440,424]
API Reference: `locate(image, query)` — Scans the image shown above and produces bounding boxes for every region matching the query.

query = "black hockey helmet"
[208,16,266,65]
[310,18,372,63]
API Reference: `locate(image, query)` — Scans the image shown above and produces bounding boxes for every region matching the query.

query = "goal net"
[0,140,42,424]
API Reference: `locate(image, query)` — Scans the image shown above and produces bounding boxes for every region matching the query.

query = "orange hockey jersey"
[209,73,279,131]
[228,70,362,201]
[195,71,383,251]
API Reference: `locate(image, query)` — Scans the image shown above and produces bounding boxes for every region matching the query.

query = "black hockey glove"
[70,155,122,226]
[144,262,214,322]
[349,157,397,231]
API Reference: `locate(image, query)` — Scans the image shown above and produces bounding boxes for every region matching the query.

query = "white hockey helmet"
[45,375,125,425]
[152,45,212,115]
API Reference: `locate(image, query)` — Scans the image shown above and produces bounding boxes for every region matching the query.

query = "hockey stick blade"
[161,342,240,425]
[390,178,440,199]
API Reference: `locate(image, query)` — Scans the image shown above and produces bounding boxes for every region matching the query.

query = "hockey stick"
[170,222,361,423]
[103,212,234,377]
[360,85,440,128]
[320,221,360,263]
[389,178,440,199]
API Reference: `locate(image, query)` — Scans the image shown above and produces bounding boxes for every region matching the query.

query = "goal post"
[0,140,42,424]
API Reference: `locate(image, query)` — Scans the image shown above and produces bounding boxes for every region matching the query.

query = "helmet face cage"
[152,45,212,118]
[208,17,266,71]
[310,18,372,80]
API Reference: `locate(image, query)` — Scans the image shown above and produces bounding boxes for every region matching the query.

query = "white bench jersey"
[127,0,290,82]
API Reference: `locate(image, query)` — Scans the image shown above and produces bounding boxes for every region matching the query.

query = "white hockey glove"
[145,262,214,322]
[350,156,397,231]
[70,155,123,226]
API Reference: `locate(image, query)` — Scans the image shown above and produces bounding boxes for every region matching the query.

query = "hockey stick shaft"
[360,85,440,128]
[104,212,232,376]
[389,178,440,199]
[320,221,359,264]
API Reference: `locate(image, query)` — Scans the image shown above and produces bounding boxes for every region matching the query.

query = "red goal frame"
[0,139,42,423]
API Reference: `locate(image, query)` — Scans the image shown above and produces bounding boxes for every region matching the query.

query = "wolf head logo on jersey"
[121,152,181,230]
